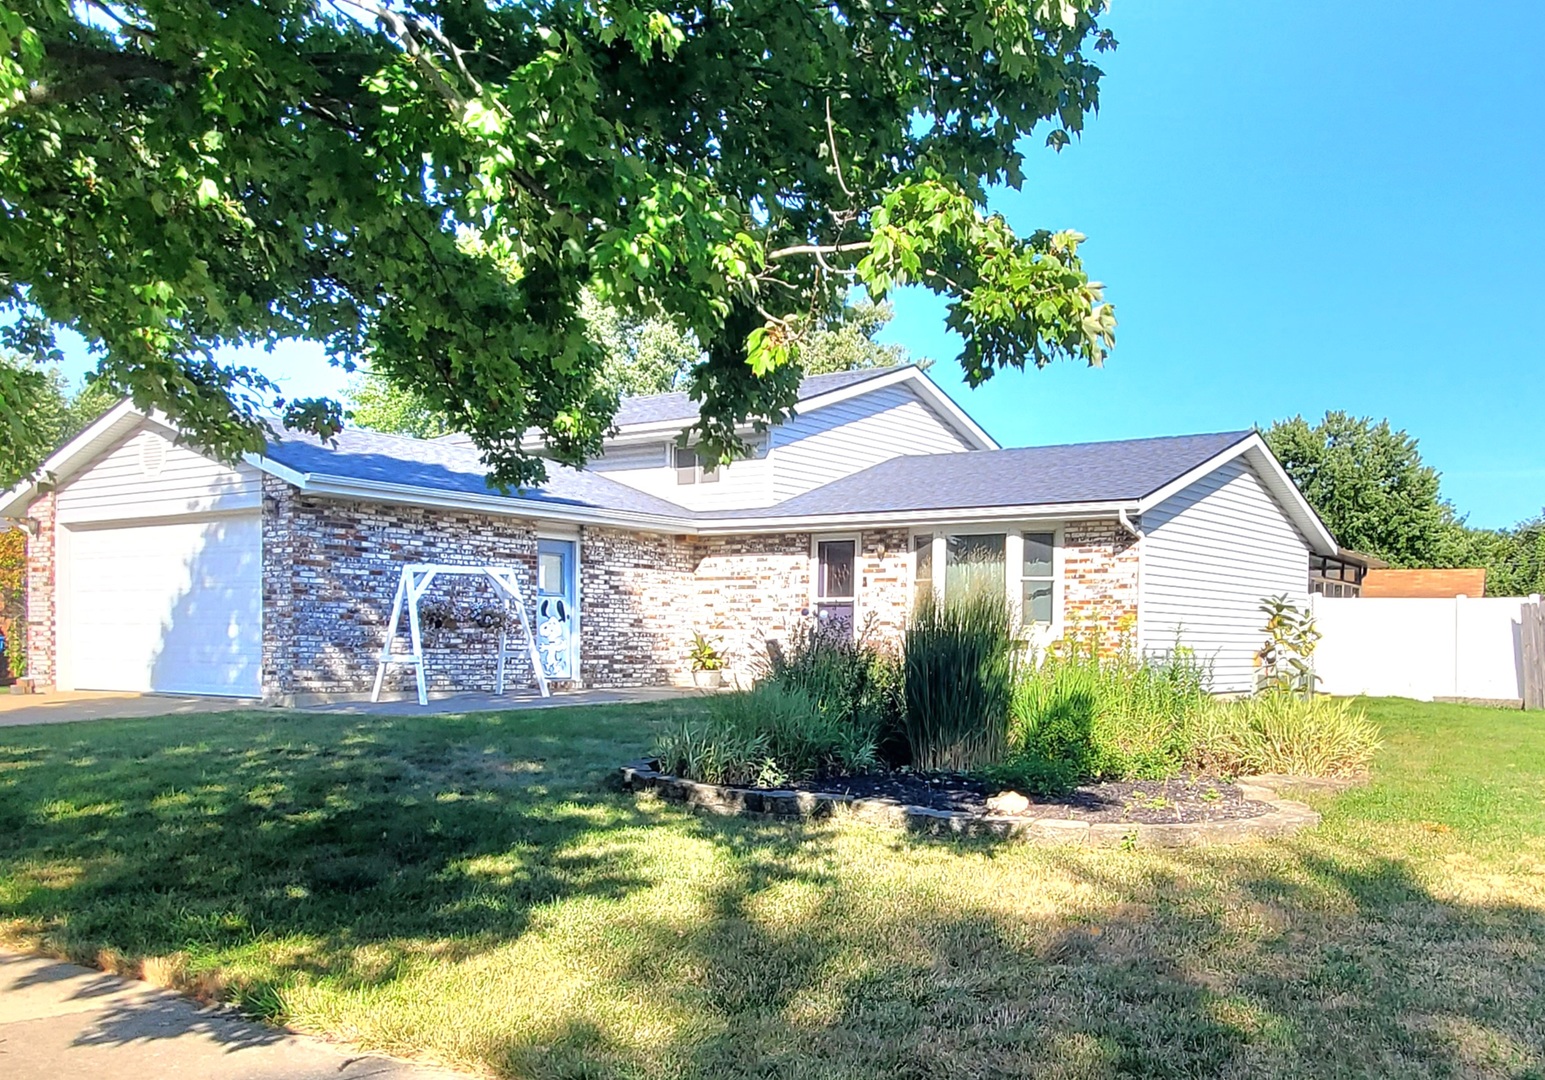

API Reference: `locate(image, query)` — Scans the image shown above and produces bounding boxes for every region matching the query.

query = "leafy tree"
[1264,412,1458,568]
[0,0,1117,487]
[350,288,918,436]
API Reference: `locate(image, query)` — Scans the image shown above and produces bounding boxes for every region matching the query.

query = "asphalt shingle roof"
[736,431,1256,518]
[610,366,905,427]
[263,427,694,518]
[265,426,1255,523]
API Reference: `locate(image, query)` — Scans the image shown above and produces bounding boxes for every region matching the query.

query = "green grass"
[2,697,1543,1078]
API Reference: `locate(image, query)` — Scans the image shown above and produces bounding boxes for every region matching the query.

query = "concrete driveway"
[0,952,466,1079]
[0,691,259,728]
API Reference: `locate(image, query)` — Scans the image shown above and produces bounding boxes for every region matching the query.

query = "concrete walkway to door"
[0,951,468,1080]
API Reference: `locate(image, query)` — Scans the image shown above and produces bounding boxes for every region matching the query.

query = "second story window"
[674,445,720,485]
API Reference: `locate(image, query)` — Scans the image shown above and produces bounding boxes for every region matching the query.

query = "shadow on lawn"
[492,838,1545,1079]
[0,706,730,995]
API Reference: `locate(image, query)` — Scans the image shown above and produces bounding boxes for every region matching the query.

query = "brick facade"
[579,527,696,687]
[20,476,1143,698]
[262,478,544,701]
[23,493,56,688]
[1061,518,1141,651]
[690,532,813,684]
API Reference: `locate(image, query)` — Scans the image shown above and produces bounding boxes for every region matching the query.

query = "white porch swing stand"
[371,563,550,706]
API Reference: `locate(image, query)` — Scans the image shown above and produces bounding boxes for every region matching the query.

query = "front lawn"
[1,698,1542,1078]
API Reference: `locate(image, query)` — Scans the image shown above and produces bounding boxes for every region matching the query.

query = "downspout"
[1116,509,1145,656]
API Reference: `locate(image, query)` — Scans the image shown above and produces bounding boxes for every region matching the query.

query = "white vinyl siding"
[1138,457,1311,693]
[56,425,262,524]
[585,439,773,511]
[771,384,974,500]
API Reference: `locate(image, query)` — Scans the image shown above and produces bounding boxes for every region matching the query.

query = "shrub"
[903,587,1016,771]
[1003,641,1212,783]
[1190,693,1380,778]
[763,616,907,765]
[652,682,878,787]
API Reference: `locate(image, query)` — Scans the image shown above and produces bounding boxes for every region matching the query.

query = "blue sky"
[52,2,1544,527]
[877,1,1545,529]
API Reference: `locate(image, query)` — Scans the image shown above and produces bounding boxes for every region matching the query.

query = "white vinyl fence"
[1312,594,1543,703]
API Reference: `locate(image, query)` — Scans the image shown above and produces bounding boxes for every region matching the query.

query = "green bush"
[998,642,1212,786]
[1190,693,1380,778]
[903,587,1016,771]
[763,617,907,765]
[652,682,879,787]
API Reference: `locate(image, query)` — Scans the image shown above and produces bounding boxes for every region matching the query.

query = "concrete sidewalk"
[0,952,469,1079]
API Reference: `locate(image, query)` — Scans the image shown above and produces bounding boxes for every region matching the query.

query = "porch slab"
[297,685,709,715]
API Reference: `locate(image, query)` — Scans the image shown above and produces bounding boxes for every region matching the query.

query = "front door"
[536,538,578,680]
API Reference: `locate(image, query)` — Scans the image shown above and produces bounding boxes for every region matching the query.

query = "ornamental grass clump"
[652,681,879,788]
[902,587,1016,771]
[1190,692,1380,778]
[1001,639,1213,786]
[762,616,907,765]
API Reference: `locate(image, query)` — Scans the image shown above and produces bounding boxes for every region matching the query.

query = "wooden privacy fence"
[1524,601,1545,710]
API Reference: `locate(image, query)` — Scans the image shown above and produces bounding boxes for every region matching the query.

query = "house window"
[674,445,720,485]
[1020,531,1055,625]
[913,533,934,607]
[944,533,1006,598]
[815,539,856,631]
[912,528,1062,630]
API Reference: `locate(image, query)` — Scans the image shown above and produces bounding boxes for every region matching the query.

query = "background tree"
[0,353,120,488]
[0,0,1117,488]
[1264,412,1458,568]
[1266,410,1545,597]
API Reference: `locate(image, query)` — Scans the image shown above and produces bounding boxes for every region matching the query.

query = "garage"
[63,513,263,697]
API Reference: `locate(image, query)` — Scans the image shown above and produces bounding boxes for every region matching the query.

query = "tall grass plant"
[902,587,1016,771]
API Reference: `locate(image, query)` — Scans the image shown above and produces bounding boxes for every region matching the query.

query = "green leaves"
[0,0,1117,487]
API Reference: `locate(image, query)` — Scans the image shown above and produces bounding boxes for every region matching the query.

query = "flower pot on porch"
[692,669,724,690]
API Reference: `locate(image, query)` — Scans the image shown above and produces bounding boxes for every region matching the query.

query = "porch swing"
[371,563,551,706]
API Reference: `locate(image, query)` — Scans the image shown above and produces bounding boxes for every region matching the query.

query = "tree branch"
[765,240,871,261]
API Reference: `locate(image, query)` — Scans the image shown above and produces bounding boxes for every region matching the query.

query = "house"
[0,365,1337,702]
[1309,548,1387,598]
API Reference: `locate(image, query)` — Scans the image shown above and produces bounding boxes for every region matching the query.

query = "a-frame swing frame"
[371,563,550,706]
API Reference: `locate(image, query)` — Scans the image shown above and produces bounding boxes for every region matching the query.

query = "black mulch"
[776,771,1272,824]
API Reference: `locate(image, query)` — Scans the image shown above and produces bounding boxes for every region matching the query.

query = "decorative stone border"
[619,761,1323,847]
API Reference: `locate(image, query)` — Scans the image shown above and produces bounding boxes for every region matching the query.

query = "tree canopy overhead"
[1,0,1118,487]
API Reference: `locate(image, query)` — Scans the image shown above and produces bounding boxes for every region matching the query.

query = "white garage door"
[65,514,262,697]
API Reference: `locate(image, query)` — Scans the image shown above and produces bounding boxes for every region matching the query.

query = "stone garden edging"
[618,761,1324,847]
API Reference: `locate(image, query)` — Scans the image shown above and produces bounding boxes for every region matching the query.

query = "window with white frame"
[912,528,1061,629]
[1020,531,1056,626]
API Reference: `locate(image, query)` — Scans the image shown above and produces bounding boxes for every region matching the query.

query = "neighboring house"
[0,365,1336,702]
[1309,548,1388,598]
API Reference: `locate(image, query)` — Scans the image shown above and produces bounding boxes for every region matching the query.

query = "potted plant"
[689,631,725,689]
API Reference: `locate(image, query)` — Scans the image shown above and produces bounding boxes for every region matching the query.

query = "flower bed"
[620,760,1322,847]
